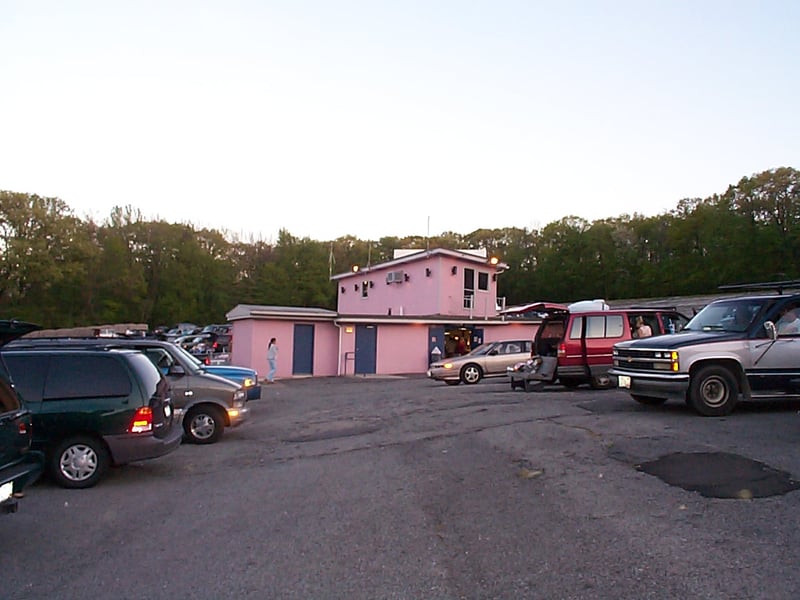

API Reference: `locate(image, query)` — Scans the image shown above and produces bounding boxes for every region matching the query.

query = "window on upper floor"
[478,272,489,291]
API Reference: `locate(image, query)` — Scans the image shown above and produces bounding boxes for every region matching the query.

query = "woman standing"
[267,338,278,383]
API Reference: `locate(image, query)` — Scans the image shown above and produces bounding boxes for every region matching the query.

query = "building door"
[428,326,445,364]
[355,325,377,375]
[292,324,314,375]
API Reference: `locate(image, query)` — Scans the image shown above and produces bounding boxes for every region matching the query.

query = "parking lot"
[5,375,800,599]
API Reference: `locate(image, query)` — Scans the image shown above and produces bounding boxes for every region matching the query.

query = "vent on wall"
[386,270,405,284]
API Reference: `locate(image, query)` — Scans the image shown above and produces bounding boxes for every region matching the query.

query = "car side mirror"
[764,321,778,341]
[168,364,186,377]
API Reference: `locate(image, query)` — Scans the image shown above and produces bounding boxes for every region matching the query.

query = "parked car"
[509,301,689,390]
[8,338,250,444]
[1,346,182,488]
[193,359,261,400]
[427,339,533,385]
[198,324,233,353]
[163,323,200,342]
[0,320,45,513]
[610,286,800,416]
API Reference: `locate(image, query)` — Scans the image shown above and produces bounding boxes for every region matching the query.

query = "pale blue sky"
[2,1,798,242]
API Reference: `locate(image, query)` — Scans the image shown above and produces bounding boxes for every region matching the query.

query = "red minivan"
[510,301,689,389]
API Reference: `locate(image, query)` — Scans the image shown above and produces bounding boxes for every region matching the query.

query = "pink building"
[226,248,539,379]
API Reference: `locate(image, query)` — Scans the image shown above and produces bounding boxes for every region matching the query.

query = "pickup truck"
[609,291,800,416]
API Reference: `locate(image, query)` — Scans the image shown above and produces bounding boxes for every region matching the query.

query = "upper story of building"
[331,248,509,318]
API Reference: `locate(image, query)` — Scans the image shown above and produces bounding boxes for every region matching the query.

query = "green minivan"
[1,347,183,489]
[0,320,44,513]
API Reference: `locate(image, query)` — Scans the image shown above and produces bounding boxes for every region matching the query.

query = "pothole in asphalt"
[637,452,800,499]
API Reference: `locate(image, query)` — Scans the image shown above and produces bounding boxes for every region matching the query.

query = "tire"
[460,364,483,385]
[688,365,739,416]
[590,375,613,389]
[631,394,667,405]
[444,380,460,386]
[184,405,225,444]
[50,436,110,489]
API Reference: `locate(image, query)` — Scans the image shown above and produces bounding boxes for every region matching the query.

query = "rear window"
[43,355,132,400]
[126,352,164,399]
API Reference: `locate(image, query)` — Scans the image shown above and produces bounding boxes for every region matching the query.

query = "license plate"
[0,481,13,503]
[618,375,631,388]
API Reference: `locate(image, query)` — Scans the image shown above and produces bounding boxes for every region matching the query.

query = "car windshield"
[685,299,767,333]
[169,344,205,372]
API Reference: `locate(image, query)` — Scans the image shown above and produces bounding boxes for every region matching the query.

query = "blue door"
[428,326,445,364]
[292,324,314,375]
[355,325,377,375]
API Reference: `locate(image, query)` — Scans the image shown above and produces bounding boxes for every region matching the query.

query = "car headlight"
[242,377,255,387]
[234,389,246,402]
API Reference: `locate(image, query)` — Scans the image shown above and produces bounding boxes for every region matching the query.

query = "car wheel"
[184,405,225,444]
[50,436,110,489]
[590,375,613,389]
[688,365,739,416]
[460,364,483,385]
[631,394,667,405]
[444,380,460,386]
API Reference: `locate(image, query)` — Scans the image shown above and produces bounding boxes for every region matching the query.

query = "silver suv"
[610,291,800,416]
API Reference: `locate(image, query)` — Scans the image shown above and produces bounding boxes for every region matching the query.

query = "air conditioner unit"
[386,270,405,284]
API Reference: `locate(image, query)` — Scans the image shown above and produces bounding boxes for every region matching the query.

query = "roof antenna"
[426,216,430,252]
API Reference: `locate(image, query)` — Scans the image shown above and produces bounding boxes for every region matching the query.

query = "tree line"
[1,167,798,329]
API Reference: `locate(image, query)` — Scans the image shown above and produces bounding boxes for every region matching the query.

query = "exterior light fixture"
[489,256,499,266]
[352,265,359,272]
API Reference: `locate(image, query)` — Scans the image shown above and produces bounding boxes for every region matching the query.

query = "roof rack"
[717,279,800,295]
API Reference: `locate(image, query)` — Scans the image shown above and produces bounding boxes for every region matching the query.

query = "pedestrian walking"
[267,337,278,383]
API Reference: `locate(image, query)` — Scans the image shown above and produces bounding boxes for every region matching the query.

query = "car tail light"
[557,343,566,358]
[204,356,211,365]
[17,422,29,435]
[129,406,153,433]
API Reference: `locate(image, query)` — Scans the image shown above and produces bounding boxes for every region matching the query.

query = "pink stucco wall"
[231,319,340,380]
[376,323,432,374]
[232,318,540,379]
[336,255,501,319]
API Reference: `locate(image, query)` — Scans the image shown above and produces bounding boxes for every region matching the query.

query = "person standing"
[267,338,278,383]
